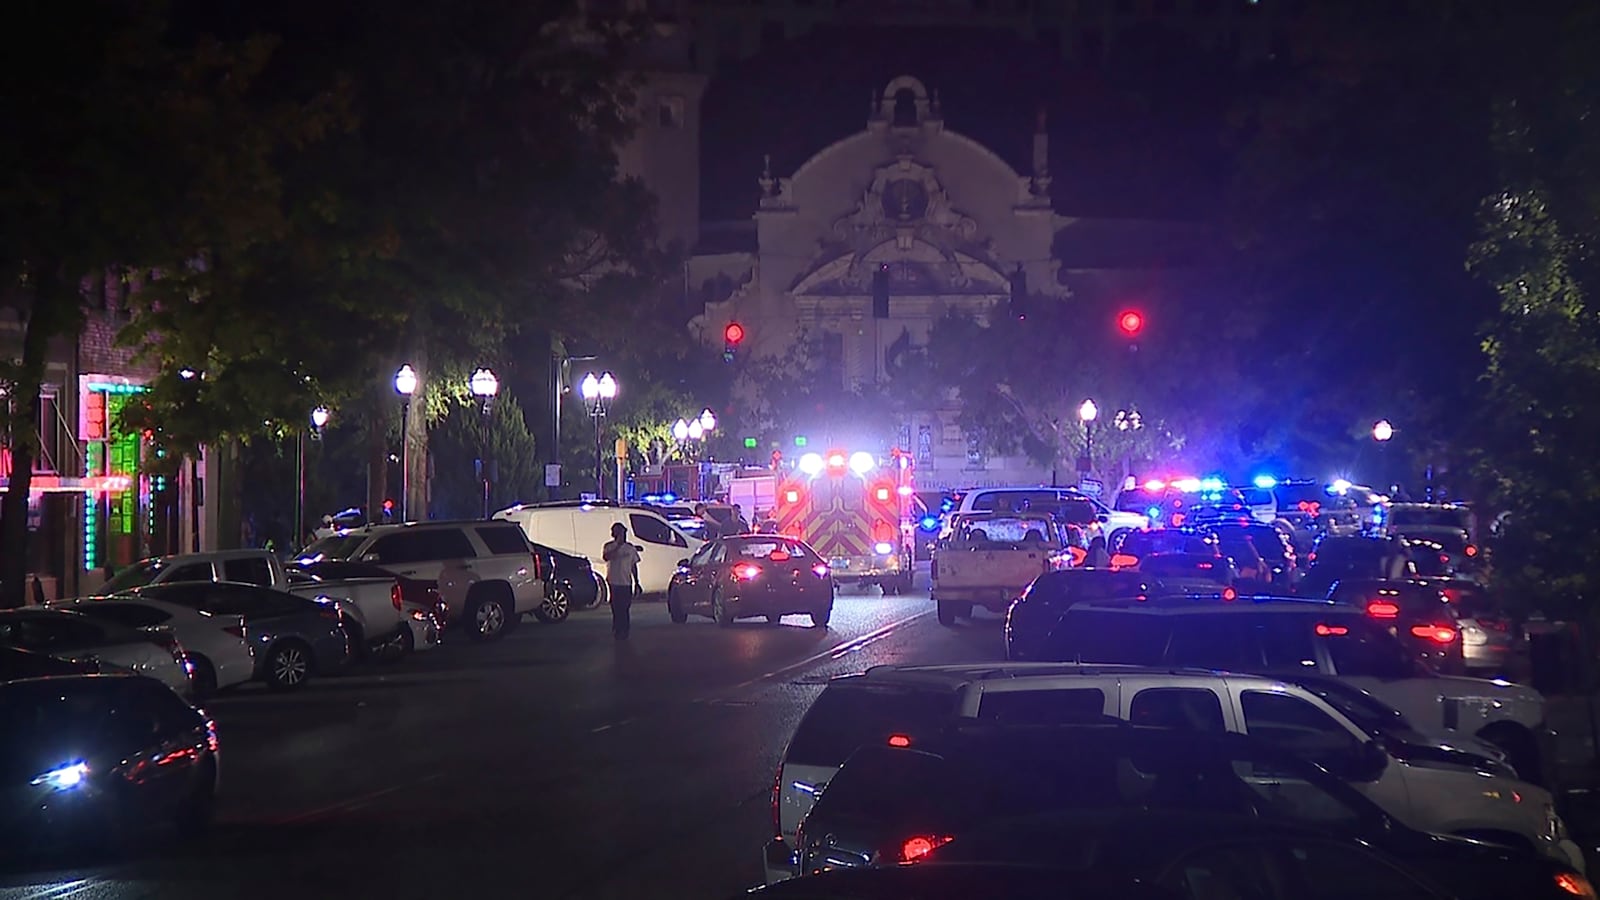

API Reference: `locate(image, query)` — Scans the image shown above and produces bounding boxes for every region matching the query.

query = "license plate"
[831,558,851,569]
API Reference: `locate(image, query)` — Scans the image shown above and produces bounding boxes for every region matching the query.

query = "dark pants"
[611,584,633,639]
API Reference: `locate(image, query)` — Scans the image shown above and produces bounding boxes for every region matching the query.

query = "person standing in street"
[603,522,642,639]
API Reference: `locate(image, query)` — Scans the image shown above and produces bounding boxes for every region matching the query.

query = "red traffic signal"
[1117,310,1144,337]
[724,322,746,345]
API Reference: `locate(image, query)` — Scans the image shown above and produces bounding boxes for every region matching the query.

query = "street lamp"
[394,365,418,521]
[699,408,717,432]
[672,418,690,443]
[297,407,332,550]
[470,368,499,517]
[1077,399,1098,475]
[1373,420,1394,442]
[579,371,617,497]
[687,419,704,442]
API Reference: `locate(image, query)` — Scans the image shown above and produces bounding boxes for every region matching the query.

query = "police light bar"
[1253,475,1277,489]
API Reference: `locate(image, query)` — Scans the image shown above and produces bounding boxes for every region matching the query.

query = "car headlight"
[30,761,89,792]
[874,542,894,555]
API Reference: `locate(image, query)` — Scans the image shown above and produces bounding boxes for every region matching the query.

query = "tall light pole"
[551,353,597,501]
[1373,419,1395,496]
[579,371,617,498]
[470,368,499,518]
[297,407,330,549]
[394,365,418,521]
[1077,398,1099,475]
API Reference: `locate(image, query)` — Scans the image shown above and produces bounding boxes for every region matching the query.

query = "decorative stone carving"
[830,157,979,246]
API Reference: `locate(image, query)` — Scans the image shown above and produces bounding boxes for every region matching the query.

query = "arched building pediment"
[789,239,1009,298]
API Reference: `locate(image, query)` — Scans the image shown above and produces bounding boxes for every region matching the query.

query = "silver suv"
[299,521,551,640]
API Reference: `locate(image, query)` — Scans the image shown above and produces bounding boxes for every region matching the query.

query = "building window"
[34,391,60,474]
[657,95,684,129]
[965,432,986,469]
[917,425,933,464]
[821,331,844,372]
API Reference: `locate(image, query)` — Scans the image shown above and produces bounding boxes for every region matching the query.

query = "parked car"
[932,512,1072,624]
[531,541,603,611]
[97,548,409,656]
[494,501,702,597]
[790,724,1588,900]
[0,675,219,854]
[98,582,348,691]
[0,608,192,700]
[52,594,254,699]
[1004,570,1154,661]
[300,520,550,640]
[1041,600,1552,785]
[667,535,834,627]
[287,558,440,655]
[0,646,98,682]
[1328,579,1467,674]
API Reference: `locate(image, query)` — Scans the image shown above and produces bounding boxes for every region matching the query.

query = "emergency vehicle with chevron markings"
[766,449,916,595]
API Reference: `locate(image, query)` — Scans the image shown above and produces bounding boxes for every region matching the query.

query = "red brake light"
[900,834,954,862]
[391,582,404,612]
[1366,600,1401,619]
[1465,544,1478,557]
[1412,624,1457,643]
[734,563,762,581]
[1439,553,1451,565]
[1315,623,1349,636]
[887,734,912,748]
[1222,587,1238,601]
[769,550,791,562]
[1196,561,1214,569]
[812,563,830,578]
[1110,553,1138,569]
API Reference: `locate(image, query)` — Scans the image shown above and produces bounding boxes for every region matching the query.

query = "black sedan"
[0,675,219,856]
[533,541,603,611]
[133,582,349,691]
[667,535,834,628]
[1004,570,1152,660]
[792,724,1590,900]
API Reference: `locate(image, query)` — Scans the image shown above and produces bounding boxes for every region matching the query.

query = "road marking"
[590,716,635,733]
[721,609,932,695]
[274,772,446,824]
[18,881,100,900]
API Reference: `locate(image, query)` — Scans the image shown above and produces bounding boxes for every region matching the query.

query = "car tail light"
[812,563,829,578]
[1411,624,1457,643]
[1222,587,1238,601]
[1465,544,1478,557]
[770,550,791,562]
[531,552,544,581]
[391,582,404,612]
[900,834,954,862]
[887,734,912,748]
[1110,553,1138,568]
[1315,623,1350,636]
[1196,561,1214,570]
[1439,553,1451,565]
[734,563,762,581]
[1366,600,1401,619]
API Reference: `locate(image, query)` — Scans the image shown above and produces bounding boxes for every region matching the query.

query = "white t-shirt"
[604,540,641,589]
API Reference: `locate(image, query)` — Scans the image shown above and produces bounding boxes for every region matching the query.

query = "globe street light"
[394,365,418,521]
[310,407,331,431]
[470,368,499,517]
[672,418,690,443]
[1077,399,1099,475]
[579,371,618,497]
[687,419,704,441]
[297,406,333,551]
[699,408,717,432]
[1373,420,1394,442]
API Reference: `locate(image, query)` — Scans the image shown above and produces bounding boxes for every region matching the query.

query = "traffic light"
[1117,310,1145,338]
[743,436,758,449]
[872,264,890,319]
[723,321,745,362]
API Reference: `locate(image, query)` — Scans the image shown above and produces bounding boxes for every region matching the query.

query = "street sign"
[544,464,561,488]
[1077,477,1104,497]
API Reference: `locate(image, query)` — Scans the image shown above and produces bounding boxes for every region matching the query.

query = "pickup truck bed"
[933,543,1056,613]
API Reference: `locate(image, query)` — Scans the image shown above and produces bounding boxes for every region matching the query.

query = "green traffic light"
[743,437,758,449]
[794,436,808,447]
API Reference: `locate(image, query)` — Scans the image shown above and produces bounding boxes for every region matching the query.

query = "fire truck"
[751,448,916,594]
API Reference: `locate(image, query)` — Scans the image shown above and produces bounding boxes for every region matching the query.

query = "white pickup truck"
[932,512,1072,626]
[95,549,413,655]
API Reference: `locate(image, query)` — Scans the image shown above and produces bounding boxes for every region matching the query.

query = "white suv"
[762,663,1580,884]
[299,521,550,640]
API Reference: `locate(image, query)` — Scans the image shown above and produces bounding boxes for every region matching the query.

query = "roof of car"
[341,519,522,535]
[1068,598,1355,617]
[849,662,1297,690]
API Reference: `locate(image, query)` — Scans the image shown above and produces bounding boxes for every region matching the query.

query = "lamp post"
[579,371,617,498]
[551,353,597,500]
[470,368,499,518]
[296,407,331,551]
[1077,398,1099,474]
[393,365,418,521]
[1373,420,1394,443]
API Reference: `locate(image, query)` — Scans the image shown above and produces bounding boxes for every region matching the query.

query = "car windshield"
[1026,571,1151,604]
[955,516,1054,545]
[1114,489,1162,513]
[1116,530,1213,558]
[730,538,811,559]
[1275,483,1333,507]
[1292,679,1410,732]
[297,535,365,562]
[99,560,165,594]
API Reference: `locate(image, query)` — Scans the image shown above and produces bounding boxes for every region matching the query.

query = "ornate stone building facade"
[689,76,1077,488]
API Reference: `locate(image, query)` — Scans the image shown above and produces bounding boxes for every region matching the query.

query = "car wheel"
[187,654,218,700]
[468,595,509,642]
[266,641,313,691]
[809,606,831,628]
[937,599,957,626]
[174,761,217,838]
[537,587,571,624]
[713,590,734,627]
[667,587,688,624]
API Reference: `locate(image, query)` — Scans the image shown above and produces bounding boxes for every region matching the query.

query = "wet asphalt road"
[0,581,1003,900]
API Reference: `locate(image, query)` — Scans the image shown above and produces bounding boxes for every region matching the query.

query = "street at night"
[0,585,987,900]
